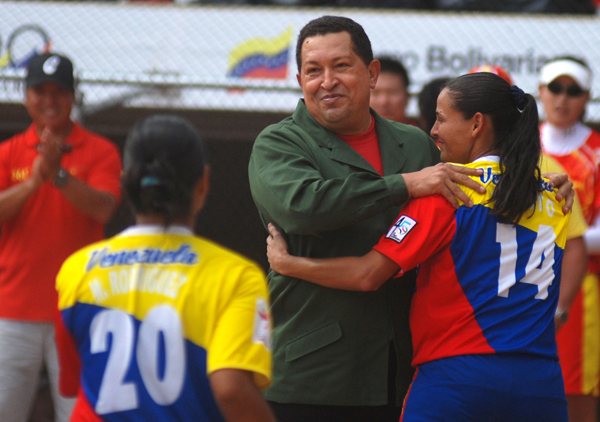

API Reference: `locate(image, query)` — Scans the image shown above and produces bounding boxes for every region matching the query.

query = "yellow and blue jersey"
[56,225,272,421]
[374,156,570,366]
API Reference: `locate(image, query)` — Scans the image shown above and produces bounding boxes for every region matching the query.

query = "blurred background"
[1,2,599,420]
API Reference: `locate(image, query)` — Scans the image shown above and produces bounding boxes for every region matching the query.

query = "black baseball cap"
[25,53,74,91]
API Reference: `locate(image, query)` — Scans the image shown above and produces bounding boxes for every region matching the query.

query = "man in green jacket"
[249,15,559,422]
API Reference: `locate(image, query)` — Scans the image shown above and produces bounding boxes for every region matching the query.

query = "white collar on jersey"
[472,155,500,163]
[541,121,592,156]
[118,224,194,237]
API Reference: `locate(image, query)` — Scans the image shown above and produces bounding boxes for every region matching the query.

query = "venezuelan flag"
[228,27,292,79]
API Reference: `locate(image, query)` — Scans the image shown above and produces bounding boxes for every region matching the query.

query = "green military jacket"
[248,100,441,406]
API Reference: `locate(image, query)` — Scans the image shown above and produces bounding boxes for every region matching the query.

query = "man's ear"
[368,60,381,90]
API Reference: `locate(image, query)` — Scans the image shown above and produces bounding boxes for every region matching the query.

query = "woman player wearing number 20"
[267,73,570,421]
[55,115,276,422]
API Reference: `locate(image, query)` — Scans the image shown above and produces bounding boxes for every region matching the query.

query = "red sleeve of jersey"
[373,195,456,274]
[55,308,81,397]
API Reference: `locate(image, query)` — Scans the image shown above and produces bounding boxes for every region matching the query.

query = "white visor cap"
[540,59,592,91]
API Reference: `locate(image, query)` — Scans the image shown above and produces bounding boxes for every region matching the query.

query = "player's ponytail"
[444,73,541,223]
[122,114,208,226]
[492,88,541,223]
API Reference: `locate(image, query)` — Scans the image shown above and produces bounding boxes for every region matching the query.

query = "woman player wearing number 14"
[54,115,276,422]
[267,73,570,421]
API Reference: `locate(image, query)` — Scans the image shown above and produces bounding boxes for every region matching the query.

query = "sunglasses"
[546,81,585,97]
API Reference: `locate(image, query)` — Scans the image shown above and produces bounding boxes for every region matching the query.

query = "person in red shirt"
[0,52,121,422]
[538,56,600,422]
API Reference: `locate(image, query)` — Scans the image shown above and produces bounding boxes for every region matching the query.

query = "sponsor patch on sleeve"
[252,298,272,351]
[385,215,417,244]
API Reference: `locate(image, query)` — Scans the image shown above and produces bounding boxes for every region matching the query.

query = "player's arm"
[402,162,485,209]
[208,264,274,420]
[267,223,399,291]
[556,236,588,332]
[249,131,399,235]
[542,172,575,214]
[554,191,588,331]
[210,369,276,422]
[0,156,45,223]
[555,194,589,331]
[250,129,449,234]
[402,166,573,212]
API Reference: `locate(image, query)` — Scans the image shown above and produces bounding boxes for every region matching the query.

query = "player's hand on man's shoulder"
[403,163,485,209]
[543,172,574,214]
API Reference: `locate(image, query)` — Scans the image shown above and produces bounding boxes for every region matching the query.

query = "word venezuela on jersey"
[55,226,272,421]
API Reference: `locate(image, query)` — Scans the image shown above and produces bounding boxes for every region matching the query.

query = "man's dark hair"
[295,15,373,72]
[418,77,451,134]
[377,56,410,89]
